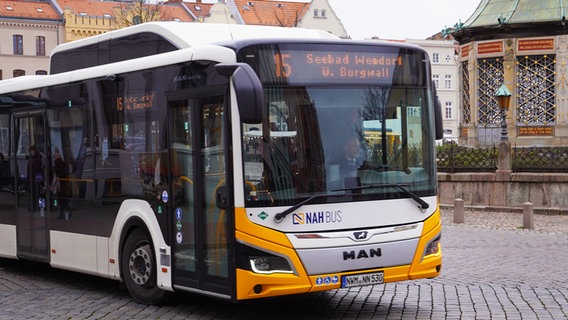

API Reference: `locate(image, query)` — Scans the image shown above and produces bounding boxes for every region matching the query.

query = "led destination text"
[305,53,402,66]
[116,93,154,112]
[273,51,403,82]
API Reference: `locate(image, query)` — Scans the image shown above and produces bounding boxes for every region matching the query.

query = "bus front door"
[167,88,233,298]
[13,110,50,262]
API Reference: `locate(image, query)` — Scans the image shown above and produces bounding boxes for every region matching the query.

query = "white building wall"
[408,39,460,141]
[297,0,348,38]
[0,21,63,79]
[204,3,238,24]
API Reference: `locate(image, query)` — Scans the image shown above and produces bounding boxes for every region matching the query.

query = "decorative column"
[502,39,516,141]
[556,35,568,144]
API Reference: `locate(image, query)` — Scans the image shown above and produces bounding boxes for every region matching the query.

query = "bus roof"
[50,21,339,57]
[0,45,236,94]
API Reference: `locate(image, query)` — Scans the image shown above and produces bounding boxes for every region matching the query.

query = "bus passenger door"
[167,88,233,298]
[0,111,16,227]
[13,110,50,262]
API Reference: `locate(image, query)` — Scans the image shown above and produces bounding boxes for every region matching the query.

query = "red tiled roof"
[56,0,122,17]
[157,4,195,22]
[233,0,309,27]
[0,0,60,20]
[183,1,214,20]
[56,0,193,22]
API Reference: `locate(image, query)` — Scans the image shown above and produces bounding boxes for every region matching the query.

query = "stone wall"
[438,172,568,215]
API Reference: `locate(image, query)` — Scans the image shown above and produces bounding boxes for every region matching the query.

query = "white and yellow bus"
[0,22,442,304]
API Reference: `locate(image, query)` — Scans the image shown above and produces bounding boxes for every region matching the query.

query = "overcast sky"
[190,0,482,40]
[328,0,482,40]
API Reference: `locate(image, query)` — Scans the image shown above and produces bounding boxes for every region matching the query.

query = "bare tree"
[114,0,167,28]
[274,9,301,27]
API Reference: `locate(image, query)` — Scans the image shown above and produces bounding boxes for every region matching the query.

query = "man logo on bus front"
[353,231,368,240]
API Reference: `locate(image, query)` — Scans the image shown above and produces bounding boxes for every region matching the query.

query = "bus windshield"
[239,43,436,207]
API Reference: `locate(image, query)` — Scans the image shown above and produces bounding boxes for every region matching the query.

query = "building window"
[477,58,504,126]
[13,35,23,55]
[445,102,452,119]
[321,9,327,17]
[35,70,48,75]
[444,74,452,89]
[432,74,439,89]
[446,54,452,63]
[36,36,46,56]
[461,61,471,125]
[313,9,319,17]
[516,54,555,125]
[13,69,25,77]
[0,70,3,80]
[432,53,439,64]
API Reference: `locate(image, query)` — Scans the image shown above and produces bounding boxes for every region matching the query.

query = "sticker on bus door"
[176,231,183,244]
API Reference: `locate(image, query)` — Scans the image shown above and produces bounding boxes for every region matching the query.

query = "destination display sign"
[256,45,419,86]
[116,92,154,112]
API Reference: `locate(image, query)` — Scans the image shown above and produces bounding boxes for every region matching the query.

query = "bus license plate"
[341,271,384,288]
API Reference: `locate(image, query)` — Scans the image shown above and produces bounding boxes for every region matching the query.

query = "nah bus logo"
[292,211,342,225]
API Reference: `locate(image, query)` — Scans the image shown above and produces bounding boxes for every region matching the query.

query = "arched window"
[36,70,48,75]
[13,69,25,77]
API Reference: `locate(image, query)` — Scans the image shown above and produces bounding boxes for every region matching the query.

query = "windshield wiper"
[273,184,428,223]
[274,193,338,223]
[331,183,429,210]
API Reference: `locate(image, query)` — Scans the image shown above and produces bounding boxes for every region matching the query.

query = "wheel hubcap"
[129,244,152,286]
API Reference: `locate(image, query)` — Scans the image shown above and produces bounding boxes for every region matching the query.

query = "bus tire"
[121,229,167,305]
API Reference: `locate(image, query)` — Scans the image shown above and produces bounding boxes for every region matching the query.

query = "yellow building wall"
[64,9,115,42]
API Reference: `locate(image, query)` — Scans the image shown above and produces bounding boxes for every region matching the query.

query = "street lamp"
[495,84,511,142]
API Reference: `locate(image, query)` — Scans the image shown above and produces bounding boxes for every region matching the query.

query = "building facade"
[0,1,63,80]
[297,0,348,38]
[408,39,460,142]
[59,0,195,43]
[226,0,347,37]
[454,0,568,147]
[1,0,349,80]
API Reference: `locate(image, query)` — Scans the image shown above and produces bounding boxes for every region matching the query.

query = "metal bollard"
[523,202,534,229]
[454,198,464,223]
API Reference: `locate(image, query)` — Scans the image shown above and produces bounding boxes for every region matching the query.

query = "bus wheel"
[121,229,166,305]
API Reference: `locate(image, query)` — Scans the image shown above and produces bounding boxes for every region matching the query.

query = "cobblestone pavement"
[0,209,567,319]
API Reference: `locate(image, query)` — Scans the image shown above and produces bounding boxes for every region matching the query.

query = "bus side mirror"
[215,63,264,124]
[433,89,444,140]
[215,185,228,210]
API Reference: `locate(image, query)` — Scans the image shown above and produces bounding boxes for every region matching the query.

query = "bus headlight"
[249,256,293,274]
[423,234,441,258]
[237,242,295,274]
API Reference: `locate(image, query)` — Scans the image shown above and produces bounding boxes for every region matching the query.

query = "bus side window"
[44,85,91,203]
[0,152,11,188]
